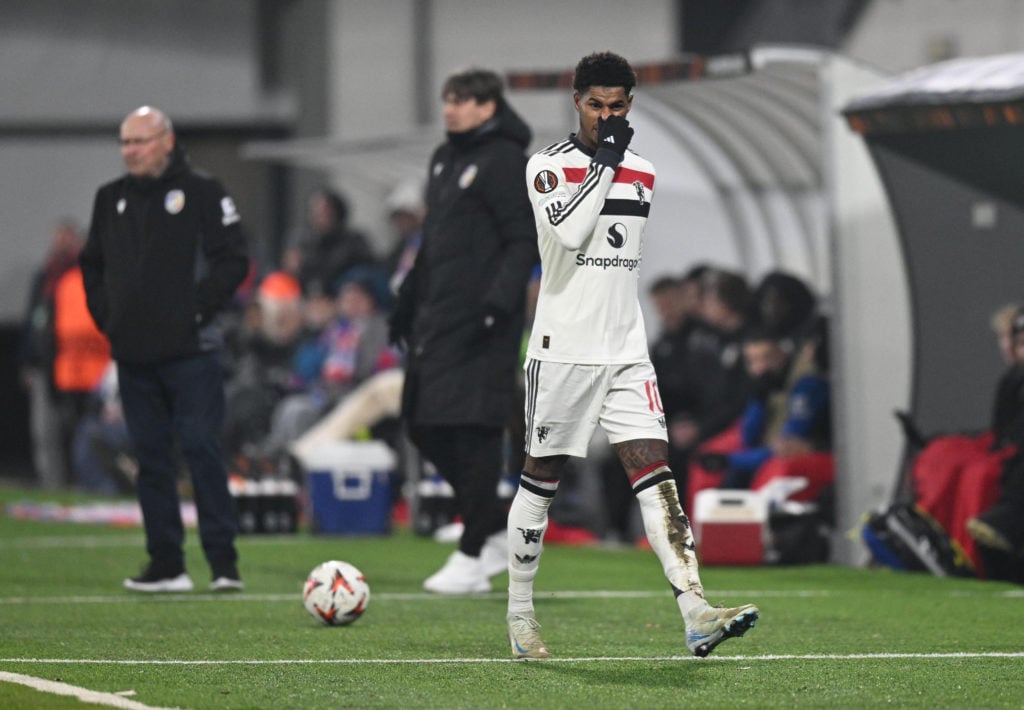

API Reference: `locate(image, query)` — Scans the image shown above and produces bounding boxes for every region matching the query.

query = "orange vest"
[52,267,111,392]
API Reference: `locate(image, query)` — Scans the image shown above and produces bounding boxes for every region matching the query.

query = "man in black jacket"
[391,69,538,594]
[80,106,249,592]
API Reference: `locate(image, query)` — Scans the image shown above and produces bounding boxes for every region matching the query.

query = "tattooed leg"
[615,439,706,616]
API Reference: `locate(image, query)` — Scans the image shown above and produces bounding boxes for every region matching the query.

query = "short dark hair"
[572,51,637,95]
[442,69,504,103]
[316,187,349,224]
[649,275,681,295]
[682,263,711,285]
[702,269,751,316]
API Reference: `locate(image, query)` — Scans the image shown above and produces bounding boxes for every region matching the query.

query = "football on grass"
[302,560,370,626]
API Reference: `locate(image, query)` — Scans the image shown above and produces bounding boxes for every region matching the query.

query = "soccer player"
[505,51,759,659]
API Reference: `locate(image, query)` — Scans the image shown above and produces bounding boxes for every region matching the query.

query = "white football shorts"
[523,358,668,458]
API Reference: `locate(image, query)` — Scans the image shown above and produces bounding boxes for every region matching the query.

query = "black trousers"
[409,424,506,557]
[118,352,238,573]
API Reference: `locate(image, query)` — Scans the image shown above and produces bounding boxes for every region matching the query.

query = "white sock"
[631,463,706,620]
[506,473,558,615]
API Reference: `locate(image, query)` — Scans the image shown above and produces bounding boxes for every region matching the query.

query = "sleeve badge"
[533,170,559,193]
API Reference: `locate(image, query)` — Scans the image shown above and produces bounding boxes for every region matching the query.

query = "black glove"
[593,115,634,169]
[695,452,730,473]
[388,271,416,349]
[387,308,410,349]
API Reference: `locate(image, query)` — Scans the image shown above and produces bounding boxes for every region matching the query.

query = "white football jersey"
[525,135,655,364]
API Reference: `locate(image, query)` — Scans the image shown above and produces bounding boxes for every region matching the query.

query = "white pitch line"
[2,652,1023,666]
[1,587,1021,606]
[0,533,314,550]
[0,589,831,605]
[0,535,145,549]
[0,671,174,709]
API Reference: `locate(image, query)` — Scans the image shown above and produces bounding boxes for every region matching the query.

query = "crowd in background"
[23,174,1024,579]
[596,264,834,545]
[18,182,840,550]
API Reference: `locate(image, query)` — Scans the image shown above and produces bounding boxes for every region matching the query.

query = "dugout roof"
[842,52,1024,438]
[843,52,1024,209]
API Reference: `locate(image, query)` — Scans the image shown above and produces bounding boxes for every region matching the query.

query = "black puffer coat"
[397,100,538,427]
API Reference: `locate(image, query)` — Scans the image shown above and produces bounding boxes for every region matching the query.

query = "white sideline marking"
[1,587,1021,606]
[0,533,311,550]
[0,589,830,605]
[0,535,144,549]
[2,652,1023,666]
[0,671,173,709]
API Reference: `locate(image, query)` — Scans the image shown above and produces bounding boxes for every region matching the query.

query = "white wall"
[0,0,286,125]
[330,1,423,140]
[322,0,678,256]
[846,0,1024,72]
[327,0,676,142]
[0,139,122,311]
[824,55,912,564]
[0,0,291,322]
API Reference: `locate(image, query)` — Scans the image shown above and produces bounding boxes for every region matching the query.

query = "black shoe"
[210,562,244,591]
[124,563,193,593]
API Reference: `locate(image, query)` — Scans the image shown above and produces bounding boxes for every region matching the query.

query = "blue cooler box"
[301,441,396,535]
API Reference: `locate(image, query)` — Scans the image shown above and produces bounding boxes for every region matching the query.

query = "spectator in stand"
[649,266,710,466]
[19,220,98,489]
[983,309,1024,450]
[288,182,425,476]
[910,304,1024,577]
[990,302,1021,366]
[50,264,114,486]
[223,272,306,469]
[964,308,1024,577]
[674,268,753,451]
[750,271,819,351]
[649,274,689,338]
[71,362,135,495]
[283,187,376,298]
[258,266,399,465]
[383,179,425,294]
[698,321,831,491]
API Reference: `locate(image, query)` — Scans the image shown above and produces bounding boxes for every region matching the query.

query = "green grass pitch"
[1,485,1022,709]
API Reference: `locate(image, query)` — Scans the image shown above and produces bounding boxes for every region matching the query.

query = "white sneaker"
[480,531,508,578]
[507,612,550,659]
[210,576,245,592]
[123,569,194,593]
[685,603,759,657]
[423,551,490,594]
[433,521,465,543]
